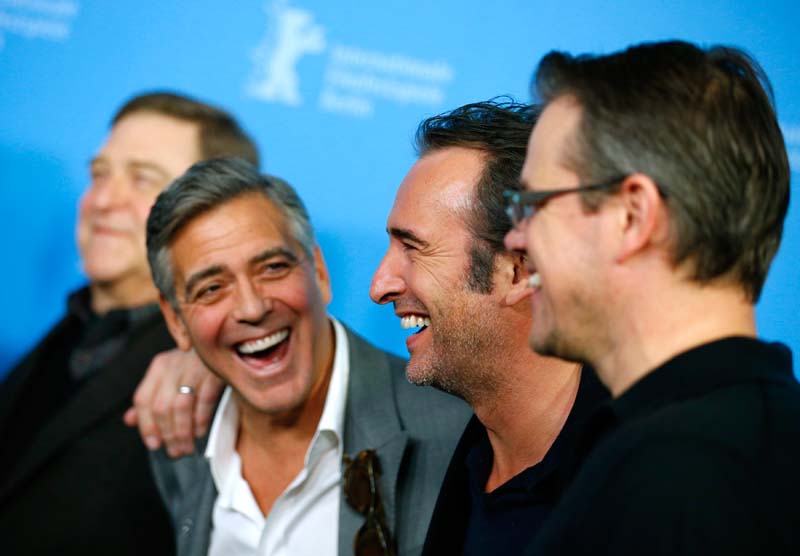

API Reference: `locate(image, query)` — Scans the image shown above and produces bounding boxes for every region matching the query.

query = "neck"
[89,278,159,315]
[234,320,336,515]
[596,280,756,398]
[237,319,335,455]
[473,351,582,492]
[237,371,331,455]
[233,365,332,516]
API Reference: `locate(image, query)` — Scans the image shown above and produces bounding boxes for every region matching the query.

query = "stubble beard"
[528,290,596,366]
[406,295,501,406]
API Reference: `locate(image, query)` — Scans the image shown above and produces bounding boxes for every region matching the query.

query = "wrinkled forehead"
[171,194,298,266]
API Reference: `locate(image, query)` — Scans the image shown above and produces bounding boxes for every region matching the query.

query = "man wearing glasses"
[504,41,800,554]
[143,158,468,556]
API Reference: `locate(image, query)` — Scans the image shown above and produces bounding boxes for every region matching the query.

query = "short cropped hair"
[113,91,260,168]
[146,158,314,309]
[534,40,790,302]
[415,99,540,293]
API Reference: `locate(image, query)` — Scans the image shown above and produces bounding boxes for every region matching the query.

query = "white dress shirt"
[206,318,350,556]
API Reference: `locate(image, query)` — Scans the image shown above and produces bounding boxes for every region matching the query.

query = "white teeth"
[528,272,542,289]
[238,329,289,354]
[400,315,431,329]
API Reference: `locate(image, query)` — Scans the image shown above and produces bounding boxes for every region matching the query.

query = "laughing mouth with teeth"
[236,328,290,359]
[400,314,431,331]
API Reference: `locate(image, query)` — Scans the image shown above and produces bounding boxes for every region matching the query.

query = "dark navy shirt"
[422,368,609,556]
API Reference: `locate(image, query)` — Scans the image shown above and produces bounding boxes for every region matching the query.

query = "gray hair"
[146,157,315,309]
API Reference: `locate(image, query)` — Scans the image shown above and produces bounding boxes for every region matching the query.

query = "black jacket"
[0,303,175,556]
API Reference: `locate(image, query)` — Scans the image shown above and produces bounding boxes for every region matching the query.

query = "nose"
[88,173,130,210]
[232,279,270,323]
[370,248,405,305]
[503,223,527,256]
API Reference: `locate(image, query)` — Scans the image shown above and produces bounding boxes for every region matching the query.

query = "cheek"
[77,190,94,220]
[397,268,431,307]
[286,269,329,312]
[524,222,544,256]
[132,192,161,230]
[408,259,447,295]
[528,218,567,268]
[291,281,322,318]
[287,283,329,339]
[183,306,228,347]
[76,193,93,242]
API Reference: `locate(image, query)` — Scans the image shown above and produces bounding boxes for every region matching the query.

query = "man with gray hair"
[130,101,612,555]
[145,157,468,556]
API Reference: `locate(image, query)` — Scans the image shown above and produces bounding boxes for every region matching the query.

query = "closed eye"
[191,282,226,304]
[131,170,162,190]
[257,259,294,279]
[90,168,109,182]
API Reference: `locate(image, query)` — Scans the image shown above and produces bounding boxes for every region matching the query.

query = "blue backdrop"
[1,0,798,379]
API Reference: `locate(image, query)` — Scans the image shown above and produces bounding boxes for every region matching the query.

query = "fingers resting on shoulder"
[123,348,224,458]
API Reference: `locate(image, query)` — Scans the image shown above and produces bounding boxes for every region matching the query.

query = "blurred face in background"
[77,112,200,313]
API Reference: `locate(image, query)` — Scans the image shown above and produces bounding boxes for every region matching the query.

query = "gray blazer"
[151,325,470,556]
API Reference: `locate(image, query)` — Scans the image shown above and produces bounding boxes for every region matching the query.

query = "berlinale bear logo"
[247,0,326,106]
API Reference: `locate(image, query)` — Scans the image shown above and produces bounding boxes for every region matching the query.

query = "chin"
[244,385,311,417]
[83,265,130,286]
[528,330,554,358]
[530,328,580,363]
[404,361,431,386]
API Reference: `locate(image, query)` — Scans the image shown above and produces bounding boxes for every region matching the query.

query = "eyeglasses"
[503,175,628,228]
[343,450,396,556]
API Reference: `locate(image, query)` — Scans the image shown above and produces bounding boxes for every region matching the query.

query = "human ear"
[615,173,666,263]
[503,251,535,307]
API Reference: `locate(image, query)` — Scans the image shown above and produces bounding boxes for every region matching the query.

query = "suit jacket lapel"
[0,314,173,502]
[340,326,409,555]
[179,460,216,556]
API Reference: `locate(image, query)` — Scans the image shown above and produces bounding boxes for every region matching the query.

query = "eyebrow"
[388,227,430,250]
[88,156,107,169]
[251,246,300,266]
[183,265,225,300]
[127,160,172,180]
[182,247,300,299]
